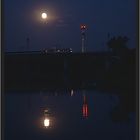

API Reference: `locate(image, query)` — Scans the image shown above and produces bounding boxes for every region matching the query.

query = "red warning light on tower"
[80,24,87,30]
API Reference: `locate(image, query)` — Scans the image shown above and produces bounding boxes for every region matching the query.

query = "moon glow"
[41,13,47,19]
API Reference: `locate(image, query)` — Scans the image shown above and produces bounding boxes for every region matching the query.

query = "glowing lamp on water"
[44,118,50,128]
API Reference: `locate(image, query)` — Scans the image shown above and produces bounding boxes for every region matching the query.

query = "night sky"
[4,0,137,52]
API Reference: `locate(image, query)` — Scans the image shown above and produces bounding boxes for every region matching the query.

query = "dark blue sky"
[4,0,137,52]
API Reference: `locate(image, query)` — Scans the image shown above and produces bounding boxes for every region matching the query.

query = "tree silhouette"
[107,36,129,55]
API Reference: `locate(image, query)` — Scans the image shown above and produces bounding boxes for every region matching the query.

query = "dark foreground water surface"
[5,89,136,140]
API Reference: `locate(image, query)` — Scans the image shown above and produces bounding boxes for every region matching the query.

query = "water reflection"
[44,118,50,128]
[44,110,50,128]
[82,91,88,118]
[5,89,136,140]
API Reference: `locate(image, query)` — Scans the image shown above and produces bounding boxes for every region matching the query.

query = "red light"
[82,104,88,118]
[80,24,86,29]
[85,104,88,117]
[83,105,85,116]
[82,95,88,118]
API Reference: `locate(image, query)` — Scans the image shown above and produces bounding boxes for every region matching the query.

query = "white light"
[42,13,47,19]
[71,89,74,96]
[44,118,50,128]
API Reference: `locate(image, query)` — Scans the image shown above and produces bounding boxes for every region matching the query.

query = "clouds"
[54,14,75,27]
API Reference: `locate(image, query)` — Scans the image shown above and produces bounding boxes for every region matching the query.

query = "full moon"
[41,13,47,19]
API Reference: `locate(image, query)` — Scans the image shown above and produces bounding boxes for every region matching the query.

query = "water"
[5,89,136,140]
